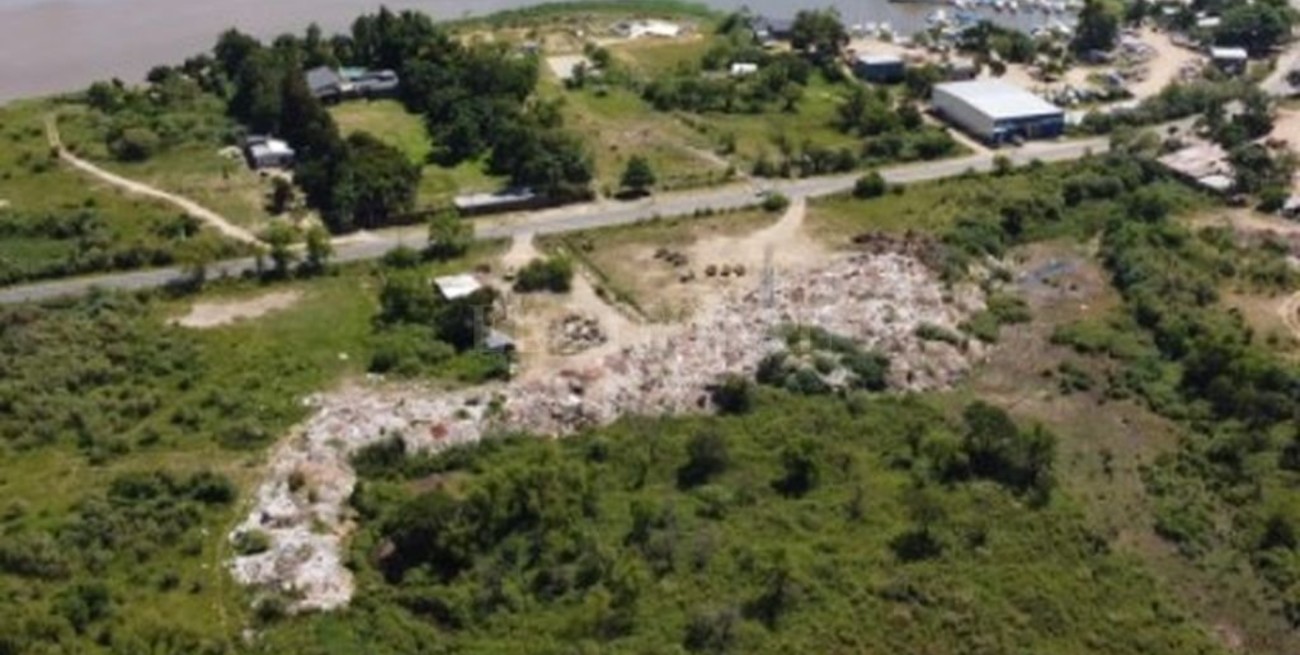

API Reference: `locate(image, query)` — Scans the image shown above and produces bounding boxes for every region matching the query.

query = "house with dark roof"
[751,16,794,45]
[306,67,346,102]
[305,66,400,103]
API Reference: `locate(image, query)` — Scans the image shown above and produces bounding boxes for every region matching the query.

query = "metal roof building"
[931,80,1065,144]
[433,274,484,300]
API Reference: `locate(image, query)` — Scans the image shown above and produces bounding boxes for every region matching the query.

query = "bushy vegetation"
[0,469,237,653]
[253,392,1222,654]
[0,207,239,286]
[0,293,335,457]
[835,86,957,165]
[1066,205,1300,621]
[513,257,574,293]
[370,265,510,381]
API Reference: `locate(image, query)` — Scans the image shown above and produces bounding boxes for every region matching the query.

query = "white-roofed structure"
[243,135,295,170]
[433,274,484,300]
[931,80,1065,144]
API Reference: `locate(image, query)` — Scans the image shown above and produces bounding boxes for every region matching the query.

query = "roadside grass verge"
[55,102,281,231]
[0,99,244,285]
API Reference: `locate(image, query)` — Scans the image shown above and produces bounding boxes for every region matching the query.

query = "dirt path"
[687,196,825,275]
[173,290,303,329]
[45,115,262,245]
[1280,291,1300,341]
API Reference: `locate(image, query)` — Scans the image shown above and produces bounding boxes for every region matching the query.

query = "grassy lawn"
[55,102,281,233]
[331,100,432,166]
[0,101,177,228]
[0,99,244,285]
[330,99,506,209]
[549,83,732,193]
[608,33,718,76]
[804,174,1017,244]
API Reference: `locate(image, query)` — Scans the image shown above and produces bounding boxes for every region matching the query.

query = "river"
[0,0,1066,102]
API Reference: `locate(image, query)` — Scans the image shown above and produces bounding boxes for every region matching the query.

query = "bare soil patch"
[174,290,302,329]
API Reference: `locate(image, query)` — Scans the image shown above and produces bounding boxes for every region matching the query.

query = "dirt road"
[45,116,262,245]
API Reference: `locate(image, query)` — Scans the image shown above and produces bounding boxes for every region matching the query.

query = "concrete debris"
[548,313,608,354]
[228,252,985,612]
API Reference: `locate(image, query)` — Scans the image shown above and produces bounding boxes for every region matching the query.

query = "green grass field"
[330,99,506,209]
[55,101,281,232]
[0,100,244,285]
[330,100,433,166]
[549,83,733,193]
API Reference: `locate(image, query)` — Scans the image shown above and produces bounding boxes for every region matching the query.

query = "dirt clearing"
[174,290,302,329]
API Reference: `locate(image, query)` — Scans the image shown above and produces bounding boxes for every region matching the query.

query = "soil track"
[45,116,262,245]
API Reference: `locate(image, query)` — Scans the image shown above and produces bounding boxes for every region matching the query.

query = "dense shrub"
[514,257,574,293]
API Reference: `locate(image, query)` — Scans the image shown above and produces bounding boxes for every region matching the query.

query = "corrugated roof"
[433,274,483,300]
[934,80,1063,121]
[857,54,903,65]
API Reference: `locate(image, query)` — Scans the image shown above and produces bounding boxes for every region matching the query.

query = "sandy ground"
[545,54,590,81]
[498,233,656,375]
[1128,28,1201,100]
[1268,109,1300,193]
[174,290,302,329]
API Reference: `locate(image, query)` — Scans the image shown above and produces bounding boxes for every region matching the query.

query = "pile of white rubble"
[228,251,986,611]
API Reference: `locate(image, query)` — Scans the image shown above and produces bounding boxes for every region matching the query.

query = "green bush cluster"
[255,393,1218,654]
[513,257,574,293]
[0,469,235,651]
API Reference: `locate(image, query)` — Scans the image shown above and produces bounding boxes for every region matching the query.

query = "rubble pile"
[548,313,608,354]
[229,252,985,611]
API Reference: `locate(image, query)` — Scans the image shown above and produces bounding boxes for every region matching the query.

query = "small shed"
[853,54,905,84]
[243,135,295,170]
[730,62,759,77]
[1210,47,1248,75]
[433,274,484,301]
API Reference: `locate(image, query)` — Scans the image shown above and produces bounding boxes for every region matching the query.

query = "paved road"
[0,136,1108,305]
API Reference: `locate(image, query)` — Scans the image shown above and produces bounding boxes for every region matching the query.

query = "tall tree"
[1216,1,1293,57]
[620,156,657,196]
[1070,0,1120,55]
[790,9,848,63]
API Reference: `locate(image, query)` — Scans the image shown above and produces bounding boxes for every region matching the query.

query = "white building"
[931,80,1065,144]
[434,274,484,301]
[730,62,759,77]
[243,136,295,170]
[615,19,682,39]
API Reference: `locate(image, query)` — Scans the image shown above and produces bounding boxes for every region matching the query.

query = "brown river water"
[0,0,1060,101]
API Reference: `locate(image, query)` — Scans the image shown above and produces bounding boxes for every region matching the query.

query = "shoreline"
[0,0,1055,102]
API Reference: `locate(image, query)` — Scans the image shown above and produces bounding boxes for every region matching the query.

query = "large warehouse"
[931,80,1065,145]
